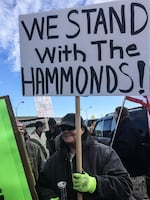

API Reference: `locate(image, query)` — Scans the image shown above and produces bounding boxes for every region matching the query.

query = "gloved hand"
[73,172,96,193]
[50,197,60,200]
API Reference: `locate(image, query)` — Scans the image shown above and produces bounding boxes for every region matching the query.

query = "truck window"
[103,117,114,138]
[94,120,103,138]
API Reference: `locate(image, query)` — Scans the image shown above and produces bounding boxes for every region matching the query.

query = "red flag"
[126,96,147,107]
[126,96,150,138]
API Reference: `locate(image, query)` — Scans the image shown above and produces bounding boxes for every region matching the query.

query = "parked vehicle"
[93,106,150,145]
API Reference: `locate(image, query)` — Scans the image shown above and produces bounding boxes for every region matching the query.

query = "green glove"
[50,197,60,200]
[73,172,96,193]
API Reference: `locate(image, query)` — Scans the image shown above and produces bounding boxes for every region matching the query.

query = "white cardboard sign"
[19,0,150,96]
[34,96,54,117]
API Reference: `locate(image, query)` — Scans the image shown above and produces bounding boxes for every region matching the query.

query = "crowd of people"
[15,106,150,200]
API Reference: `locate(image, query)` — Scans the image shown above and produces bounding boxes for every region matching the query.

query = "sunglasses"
[60,125,75,132]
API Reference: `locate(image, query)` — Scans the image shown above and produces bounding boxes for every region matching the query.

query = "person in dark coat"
[112,106,144,176]
[45,118,61,156]
[36,113,133,200]
[112,106,149,199]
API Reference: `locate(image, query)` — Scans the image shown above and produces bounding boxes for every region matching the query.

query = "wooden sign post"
[75,96,83,200]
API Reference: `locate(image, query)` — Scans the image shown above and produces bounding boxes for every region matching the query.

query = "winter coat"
[30,131,49,159]
[36,133,133,200]
[112,117,148,177]
[25,139,46,181]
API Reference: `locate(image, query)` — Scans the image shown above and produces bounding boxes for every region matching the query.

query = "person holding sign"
[36,113,133,200]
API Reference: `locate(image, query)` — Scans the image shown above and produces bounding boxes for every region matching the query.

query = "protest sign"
[19,0,150,96]
[0,96,38,200]
[34,96,54,117]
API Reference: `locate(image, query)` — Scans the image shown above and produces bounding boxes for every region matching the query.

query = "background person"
[89,119,97,134]
[45,118,61,156]
[30,120,49,159]
[112,106,150,200]
[36,113,133,200]
[16,120,46,181]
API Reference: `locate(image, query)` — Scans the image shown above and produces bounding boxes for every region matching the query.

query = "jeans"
[130,176,150,200]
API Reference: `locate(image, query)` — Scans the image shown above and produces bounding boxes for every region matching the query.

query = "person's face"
[37,126,44,133]
[61,125,84,145]
[18,125,25,135]
[114,111,118,121]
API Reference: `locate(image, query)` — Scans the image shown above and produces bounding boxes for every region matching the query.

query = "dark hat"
[48,118,56,125]
[60,113,84,127]
[35,121,44,128]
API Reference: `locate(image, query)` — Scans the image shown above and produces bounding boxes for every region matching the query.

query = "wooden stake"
[75,96,83,200]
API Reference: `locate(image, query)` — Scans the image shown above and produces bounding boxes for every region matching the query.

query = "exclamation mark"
[137,60,145,94]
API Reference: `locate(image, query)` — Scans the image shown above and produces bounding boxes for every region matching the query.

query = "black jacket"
[36,133,132,200]
[112,117,147,177]
[45,126,61,156]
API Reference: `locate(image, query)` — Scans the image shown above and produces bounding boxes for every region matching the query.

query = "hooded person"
[36,112,133,200]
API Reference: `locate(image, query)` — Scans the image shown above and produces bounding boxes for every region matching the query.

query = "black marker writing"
[21,62,142,95]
